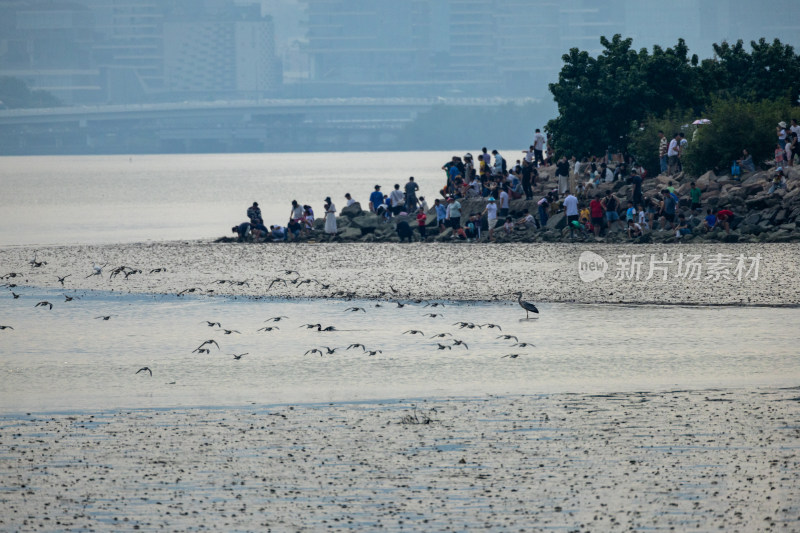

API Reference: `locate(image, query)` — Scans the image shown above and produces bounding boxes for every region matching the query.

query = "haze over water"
[0,152,466,246]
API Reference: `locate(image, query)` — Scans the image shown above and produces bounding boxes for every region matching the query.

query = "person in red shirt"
[416,207,428,240]
[589,193,605,236]
[716,209,734,235]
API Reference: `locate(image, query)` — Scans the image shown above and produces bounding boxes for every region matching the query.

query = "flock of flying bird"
[2,258,540,376]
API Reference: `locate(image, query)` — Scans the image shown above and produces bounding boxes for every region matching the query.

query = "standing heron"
[513,292,539,318]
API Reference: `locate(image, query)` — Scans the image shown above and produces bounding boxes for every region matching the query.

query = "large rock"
[695,171,716,191]
[340,202,363,218]
[349,214,381,231]
[338,227,362,240]
[545,212,566,231]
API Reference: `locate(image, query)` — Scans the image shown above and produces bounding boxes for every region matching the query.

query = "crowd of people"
[231,119,796,243]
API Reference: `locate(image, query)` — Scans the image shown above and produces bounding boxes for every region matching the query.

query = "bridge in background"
[0,97,540,154]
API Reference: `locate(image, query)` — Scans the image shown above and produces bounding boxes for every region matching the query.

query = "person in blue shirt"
[369,185,385,215]
[625,201,636,222]
[434,198,447,231]
[700,209,716,232]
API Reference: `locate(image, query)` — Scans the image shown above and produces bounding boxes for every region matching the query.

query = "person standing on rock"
[482,197,499,241]
[689,182,702,215]
[631,170,643,207]
[247,202,262,225]
[667,133,681,176]
[416,207,427,240]
[537,195,550,228]
[404,177,419,213]
[659,189,677,232]
[324,197,337,236]
[555,156,570,194]
[389,184,405,216]
[446,197,462,230]
[369,185,385,216]
[589,194,605,237]
[533,129,546,167]
[498,186,510,218]
[434,198,447,231]
[658,131,668,175]
[563,191,579,239]
[290,200,304,222]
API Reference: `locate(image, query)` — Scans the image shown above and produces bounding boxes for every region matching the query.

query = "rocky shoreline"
[222,165,800,244]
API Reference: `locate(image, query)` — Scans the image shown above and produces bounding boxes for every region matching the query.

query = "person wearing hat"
[778,121,788,150]
[369,185,385,215]
[769,167,786,194]
[247,202,262,225]
[323,196,337,235]
[482,196,498,241]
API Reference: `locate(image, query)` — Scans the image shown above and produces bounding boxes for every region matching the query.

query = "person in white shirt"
[344,193,356,207]
[533,129,546,166]
[498,186,510,217]
[637,206,649,230]
[563,191,579,239]
[522,146,535,164]
[492,150,504,176]
[389,184,405,216]
[667,133,680,175]
[482,197,499,241]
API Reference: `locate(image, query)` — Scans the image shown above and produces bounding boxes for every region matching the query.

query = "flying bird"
[436,343,452,350]
[300,323,322,329]
[257,326,279,332]
[0,325,14,330]
[514,292,539,318]
[481,323,502,331]
[344,307,365,313]
[136,367,152,376]
[195,339,219,352]
[305,348,324,356]
[63,294,79,302]
[430,332,451,338]
[194,348,210,354]
[502,354,521,359]
[35,301,53,310]
[95,315,112,320]
[452,339,468,349]
[86,263,106,278]
[512,342,536,348]
[219,329,240,335]
[319,325,337,332]
[11,292,20,299]
[425,302,445,308]
[204,321,221,327]
[322,346,339,354]
[497,334,518,342]
[230,353,248,360]
[403,330,424,336]
[149,268,166,273]
[366,350,382,356]
[57,275,70,285]
[423,313,443,318]
[265,316,288,322]
[347,343,366,351]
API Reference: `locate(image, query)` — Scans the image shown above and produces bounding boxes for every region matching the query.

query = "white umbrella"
[692,119,711,125]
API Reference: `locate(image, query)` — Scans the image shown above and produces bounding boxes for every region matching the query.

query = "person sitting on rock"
[699,209,716,232]
[270,225,286,241]
[675,214,692,240]
[286,218,302,241]
[738,149,756,173]
[715,209,734,235]
[626,219,643,239]
[769,168,786,194]
[515,209,536,229]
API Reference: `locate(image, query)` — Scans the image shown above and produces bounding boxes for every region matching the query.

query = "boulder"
[696,171,716,191]
[338,227,362,240]
[546,212,566,231]
[340,202,363,218]
[350,214,381,232]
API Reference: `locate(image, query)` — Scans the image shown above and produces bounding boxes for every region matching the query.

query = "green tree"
[546,35,702,158]
[681,97,799,177]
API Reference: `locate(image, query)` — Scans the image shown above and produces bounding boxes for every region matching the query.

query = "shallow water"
[0,152,459,246]
[2,288,798,413]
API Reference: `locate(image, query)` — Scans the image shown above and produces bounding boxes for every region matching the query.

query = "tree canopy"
[546,35,800,166]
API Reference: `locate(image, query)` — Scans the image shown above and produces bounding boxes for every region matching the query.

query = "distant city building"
[298,0,800,99]
[0,0,281,104]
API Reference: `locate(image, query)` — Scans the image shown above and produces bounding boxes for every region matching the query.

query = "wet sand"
[2,241,799,530]
[1,241,798,305]
[1,388,798,531]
